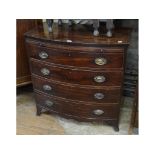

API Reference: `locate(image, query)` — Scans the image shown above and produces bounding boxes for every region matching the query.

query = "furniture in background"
[17,19,42,86]
[129,83,138,134]
[45,19,114,37]
[25,24,130,131]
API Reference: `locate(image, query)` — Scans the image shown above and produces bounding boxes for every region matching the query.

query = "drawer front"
[30,59,123,86]
[32,75,121,103]
[27,42,124,69]
[26,39,124,53]
[35,92,120,120]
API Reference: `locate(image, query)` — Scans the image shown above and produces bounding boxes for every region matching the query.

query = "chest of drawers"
[25,25,130,131]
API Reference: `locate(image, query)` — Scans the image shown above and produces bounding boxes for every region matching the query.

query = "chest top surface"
[25,24,131,47]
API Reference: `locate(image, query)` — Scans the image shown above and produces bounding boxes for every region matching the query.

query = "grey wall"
[121,19,138,96]
[122,19,138,72]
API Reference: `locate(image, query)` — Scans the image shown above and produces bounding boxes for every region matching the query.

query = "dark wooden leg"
[36,105,42,116]
[114,125,119,132]
[105,120,119,132]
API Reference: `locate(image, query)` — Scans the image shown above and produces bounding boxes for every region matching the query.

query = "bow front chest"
[25,25,130,131]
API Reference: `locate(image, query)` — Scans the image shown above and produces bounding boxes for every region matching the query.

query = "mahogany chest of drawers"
[25,25,130,131]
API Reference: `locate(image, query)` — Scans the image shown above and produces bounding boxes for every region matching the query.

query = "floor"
[16,85,138,135]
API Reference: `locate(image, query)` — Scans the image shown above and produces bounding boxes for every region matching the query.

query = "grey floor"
[16,85,138,135]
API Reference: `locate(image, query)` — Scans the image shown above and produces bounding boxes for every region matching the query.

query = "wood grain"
[30,59,124,86]
[25,24,131,46]
[25,24,130,131]
[17,19,37,86]
[34,91,120,121]
[32,75,122,103]
[26,40,124,69]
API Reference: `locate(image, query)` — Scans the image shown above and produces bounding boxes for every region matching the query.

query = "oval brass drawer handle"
[94,76,106,83]
[95,58,107,65]
[93,109,104,115]
[94,93,104,100]
[39,51,48,59]
[43,85,52,91]
[45,100,54,107]
[40,68,50,75]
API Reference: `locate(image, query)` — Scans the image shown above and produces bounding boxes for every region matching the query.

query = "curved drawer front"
[30,59,123,86]
[26,39,124,53]
[32,75,121,103]
[27,42,124,69]
[34,91,119,120]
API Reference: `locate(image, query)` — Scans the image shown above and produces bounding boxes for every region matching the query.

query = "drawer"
[27,41,124,69]
[26,39,124,53]
[35,91,120,120]
[30,59,123,86]
[32,75,121,103]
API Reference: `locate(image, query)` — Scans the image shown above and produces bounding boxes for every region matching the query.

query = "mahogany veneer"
[25,24,130,131]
